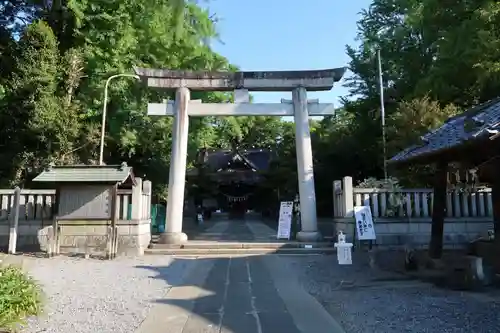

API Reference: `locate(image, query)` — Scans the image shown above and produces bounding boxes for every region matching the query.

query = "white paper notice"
[354,205,376,240]
[277,201,293,240]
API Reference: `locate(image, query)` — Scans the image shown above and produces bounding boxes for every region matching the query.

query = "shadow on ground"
[135,254,305,333]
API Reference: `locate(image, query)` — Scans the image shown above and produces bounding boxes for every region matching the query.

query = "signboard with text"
[277,201,293,240]
[354,205,376,240]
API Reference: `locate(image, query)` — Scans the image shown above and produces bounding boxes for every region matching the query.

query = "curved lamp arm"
[99,74,140,165]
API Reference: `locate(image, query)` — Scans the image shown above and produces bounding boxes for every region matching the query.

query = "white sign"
[354,206,376,240]
[277,201,293,240]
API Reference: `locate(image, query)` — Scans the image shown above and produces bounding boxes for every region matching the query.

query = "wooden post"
[333,180,342,217]
[342,176,354,217]
[105,184,119,259]
[491,159,500,271]
[429,161,448,259]
[8,187,21,254]
[52,187,61,256]
[111,184,119,259]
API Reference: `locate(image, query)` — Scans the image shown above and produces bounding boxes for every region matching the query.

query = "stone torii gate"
[134,68,346,244]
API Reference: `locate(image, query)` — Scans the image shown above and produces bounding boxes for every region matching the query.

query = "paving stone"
[220,312,259,333]
[249,258,274,283]
[182,313,221,333]
[202,259,228,290]
[192,295,224,315]
[253,283,288,313]
[225,282,253,314]
[228,258,248,283]
[259,311,301,333]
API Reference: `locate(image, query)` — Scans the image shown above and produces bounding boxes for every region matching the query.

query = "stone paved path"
[136,218,344,333]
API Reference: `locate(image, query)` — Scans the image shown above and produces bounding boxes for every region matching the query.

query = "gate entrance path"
[138,216,345,333]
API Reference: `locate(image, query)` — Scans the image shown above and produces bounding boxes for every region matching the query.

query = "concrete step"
[144,247,336,256]
[149,241,333,250]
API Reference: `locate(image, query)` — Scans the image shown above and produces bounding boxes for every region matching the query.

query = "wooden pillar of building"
[491,159,500,269]
[429,161,448,259]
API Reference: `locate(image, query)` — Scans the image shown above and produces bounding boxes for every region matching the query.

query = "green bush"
[0,265,43,331]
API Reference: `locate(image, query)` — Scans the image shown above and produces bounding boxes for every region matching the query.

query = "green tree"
[0,20,80,186]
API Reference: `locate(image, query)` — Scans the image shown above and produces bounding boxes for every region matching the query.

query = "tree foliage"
[1,0,500,216]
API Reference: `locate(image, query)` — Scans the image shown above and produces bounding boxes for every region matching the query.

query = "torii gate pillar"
[135,68,346,244]
[160,87,190,244]
[292,87,319,242]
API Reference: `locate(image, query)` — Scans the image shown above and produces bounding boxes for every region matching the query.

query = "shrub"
[0,265,43,332]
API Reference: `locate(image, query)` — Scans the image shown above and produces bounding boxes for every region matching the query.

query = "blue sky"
[205,0,372,107]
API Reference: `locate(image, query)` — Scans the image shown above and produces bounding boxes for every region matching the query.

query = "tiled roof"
[205,149,272,171]
[390,97,500,163]
[33,163,135,184]
[189,148,272,176]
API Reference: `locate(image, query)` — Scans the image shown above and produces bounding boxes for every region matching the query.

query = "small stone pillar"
[334,231,353,265]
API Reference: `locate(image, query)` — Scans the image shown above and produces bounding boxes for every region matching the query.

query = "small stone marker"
[334,231,353,265]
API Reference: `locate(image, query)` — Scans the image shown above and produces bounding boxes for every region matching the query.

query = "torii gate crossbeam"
[135,68,346,244]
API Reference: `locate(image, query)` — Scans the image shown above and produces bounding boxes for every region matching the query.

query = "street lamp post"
[377,49,388,180]
[99,74,140,165]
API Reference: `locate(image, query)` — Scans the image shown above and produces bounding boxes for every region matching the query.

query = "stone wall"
[0,219,151,256]
[334,217,493,249]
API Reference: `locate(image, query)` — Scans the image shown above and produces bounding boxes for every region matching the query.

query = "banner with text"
[277,201,293,240]
[354,205,376,240]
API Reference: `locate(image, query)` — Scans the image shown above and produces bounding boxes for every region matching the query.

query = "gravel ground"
[19,255,195,333]
[285,253,500,333]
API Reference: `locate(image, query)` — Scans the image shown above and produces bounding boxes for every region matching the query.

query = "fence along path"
[0,189,142,223]
[333,177,493,220]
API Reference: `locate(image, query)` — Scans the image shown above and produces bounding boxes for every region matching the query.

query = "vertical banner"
[277,201,293,240]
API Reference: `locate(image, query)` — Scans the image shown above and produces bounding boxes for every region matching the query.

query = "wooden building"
[187,146,273,217]
[389,97,500,265]
[32,162,152,257]
[33,162,137,220]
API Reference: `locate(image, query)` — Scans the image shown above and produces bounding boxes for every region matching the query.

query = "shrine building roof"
[188,148,273,176]
[390,97,500,165]
[33,162,136,185]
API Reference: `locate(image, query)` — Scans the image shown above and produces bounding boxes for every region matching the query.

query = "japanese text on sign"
[353,206,376,240]
[277,201,293,240]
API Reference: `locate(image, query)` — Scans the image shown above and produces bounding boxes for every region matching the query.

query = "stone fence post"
[142,180,152,219]
[342,176,354,218]
[131,177,143,220]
